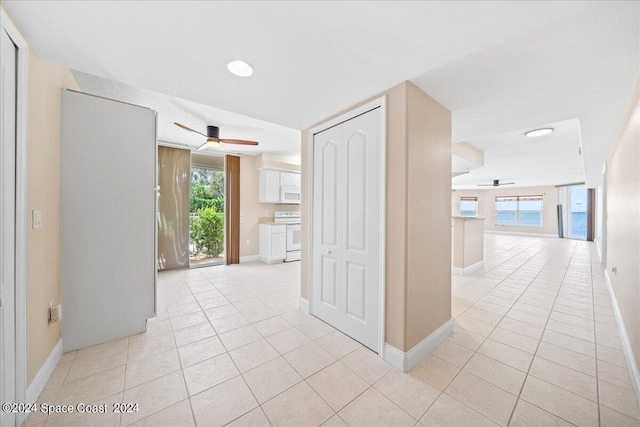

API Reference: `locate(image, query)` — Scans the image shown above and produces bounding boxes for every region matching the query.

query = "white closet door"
[312,107,381,351]
[312,124,343,325]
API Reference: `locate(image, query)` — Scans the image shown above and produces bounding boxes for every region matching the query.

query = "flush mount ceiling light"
[227,60,253,77]
[525,128,554,138]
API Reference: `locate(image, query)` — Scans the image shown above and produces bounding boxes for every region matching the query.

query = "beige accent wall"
[302,82,452,352]
[404,83,453,349]
[453,185,559,236]
[605,74,640,369]
[26,50,80,385]
[239,155,299,258]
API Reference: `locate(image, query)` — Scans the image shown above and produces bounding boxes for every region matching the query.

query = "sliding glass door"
[190,154,226,266]
[569,187,588,240]
[558,185,588,240]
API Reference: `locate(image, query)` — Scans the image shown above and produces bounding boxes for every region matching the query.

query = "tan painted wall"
[605,74,640,369]
[239,155,299,258]
[405,83,452,349]
[302,82,451,352]
[453,185,559,235]
[26,50,80,385]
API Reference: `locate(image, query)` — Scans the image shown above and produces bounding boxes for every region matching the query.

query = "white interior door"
[312,107,382,351]
[0,27,17,427]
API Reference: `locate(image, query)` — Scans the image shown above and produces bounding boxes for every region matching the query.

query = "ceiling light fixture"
[227,60,253,77]
[525,128,554,138]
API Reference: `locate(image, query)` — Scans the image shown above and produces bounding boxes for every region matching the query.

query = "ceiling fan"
[175,122,259,151]
[478,179,515,187]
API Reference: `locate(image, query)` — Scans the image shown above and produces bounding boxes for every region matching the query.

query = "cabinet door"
[271,233,287,260]
[260,169,281,203]
[280,172,296,186]
[293,173,302,186]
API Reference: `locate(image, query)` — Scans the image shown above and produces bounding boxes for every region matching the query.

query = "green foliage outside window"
[190,207,224,257]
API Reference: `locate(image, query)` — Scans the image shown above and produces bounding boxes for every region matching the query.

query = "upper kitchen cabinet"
[280,171,301,186]
[259,169,281,203]
[258,167,301,204]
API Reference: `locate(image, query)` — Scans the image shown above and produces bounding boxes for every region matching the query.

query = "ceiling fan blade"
[219,139,259,146]
[477,184,494,186]
[195,142,209,151]
[499,182,516,185]
[175,122,207,138]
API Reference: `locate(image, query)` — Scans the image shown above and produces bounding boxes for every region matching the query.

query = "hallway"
[24,235,639,427]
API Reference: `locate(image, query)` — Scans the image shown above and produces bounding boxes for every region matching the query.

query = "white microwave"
[280,186,301,204]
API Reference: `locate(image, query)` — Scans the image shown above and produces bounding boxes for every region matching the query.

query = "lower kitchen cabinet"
[259,224,286,264]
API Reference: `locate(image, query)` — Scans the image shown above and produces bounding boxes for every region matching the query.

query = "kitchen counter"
[452,216,485,276]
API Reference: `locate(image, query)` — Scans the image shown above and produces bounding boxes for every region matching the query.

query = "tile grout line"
[506,239,581,426]
[589,245,601,427]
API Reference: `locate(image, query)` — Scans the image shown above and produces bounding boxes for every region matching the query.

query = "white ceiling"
[3,1,639,186]
[72,71,301,156]
[452,119,584,190]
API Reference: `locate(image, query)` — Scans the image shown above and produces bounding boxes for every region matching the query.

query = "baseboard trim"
[239,255,261,263]
[26,338,63,403]
[605,270,640,405]
[383,319,453,372]
[452,261,485,276]
[485,230,557,238]
[298,297,309,313]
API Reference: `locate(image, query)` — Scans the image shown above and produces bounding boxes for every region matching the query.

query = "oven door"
[280,186,301,204]
[286,224,302,251]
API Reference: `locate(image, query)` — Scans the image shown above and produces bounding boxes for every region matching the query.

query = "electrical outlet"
[264,210,269,216]
[33,210,42,229]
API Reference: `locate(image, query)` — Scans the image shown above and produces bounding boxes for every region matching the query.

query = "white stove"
[274,211,301,261]
[274,211,301,224]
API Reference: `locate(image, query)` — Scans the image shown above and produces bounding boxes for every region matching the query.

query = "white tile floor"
[24,235,640,427]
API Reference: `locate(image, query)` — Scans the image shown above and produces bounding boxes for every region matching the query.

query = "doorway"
[309,98,386,353]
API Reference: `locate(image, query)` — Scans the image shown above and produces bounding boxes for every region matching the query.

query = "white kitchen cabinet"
[259,224,287,264]
[280,172,297,186]
[259,169,281,203]
[258,168,301,203]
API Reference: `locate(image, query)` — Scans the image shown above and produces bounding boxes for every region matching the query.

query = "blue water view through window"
[496,196,543,227]
[571,187,588,239]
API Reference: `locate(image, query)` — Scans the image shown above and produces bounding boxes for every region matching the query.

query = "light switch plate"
[33,210,42,229]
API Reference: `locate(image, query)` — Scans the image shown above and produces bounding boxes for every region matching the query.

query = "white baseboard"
[239,255,261,263]
[605,270,640,405]
[383,319,453,372]
[26,338,63,403]
[452,260,485,276]
[485,230,557,238]
[298,297,309,313]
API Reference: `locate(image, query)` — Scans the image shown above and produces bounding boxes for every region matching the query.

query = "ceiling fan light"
[525,128,554,138]
[227,60,253,77]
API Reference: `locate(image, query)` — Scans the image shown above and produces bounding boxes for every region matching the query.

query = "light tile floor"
[24,235,640,426]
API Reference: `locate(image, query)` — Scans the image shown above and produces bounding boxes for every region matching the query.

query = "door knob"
[326,250,332,255]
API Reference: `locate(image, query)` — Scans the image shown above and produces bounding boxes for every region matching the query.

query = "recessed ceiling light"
[227,60,253,77]
[525,128,554,138]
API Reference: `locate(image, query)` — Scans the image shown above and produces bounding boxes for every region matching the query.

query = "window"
[495,195,543,227]
[459,197,477,217]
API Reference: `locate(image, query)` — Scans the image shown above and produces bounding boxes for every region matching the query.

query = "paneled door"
[0,27,17,427]
[312,107,382,351]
